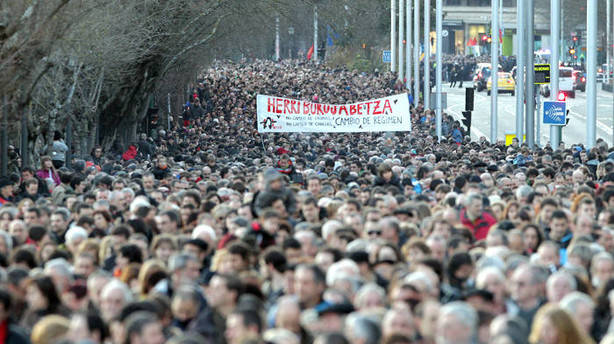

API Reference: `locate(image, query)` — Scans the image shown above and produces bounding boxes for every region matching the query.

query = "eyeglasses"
[367,230,382,236]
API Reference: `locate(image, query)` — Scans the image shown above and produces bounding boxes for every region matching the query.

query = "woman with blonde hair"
[529,304,594,344]
[31,315,70,344]
[137,259,167,297]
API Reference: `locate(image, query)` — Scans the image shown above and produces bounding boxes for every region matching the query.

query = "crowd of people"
[0,59,614,344]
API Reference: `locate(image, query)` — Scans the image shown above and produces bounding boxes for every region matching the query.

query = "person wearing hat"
[0,177,14,205]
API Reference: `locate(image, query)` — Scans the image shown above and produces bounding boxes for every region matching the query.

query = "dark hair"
[111,225,132,239]
[124,311,159,344]
[28,276,62,312]
[70,174,85,190]
[183,239,208,253]
[12,248,37,269]
[227,242,251,262]
[231,309,262,334]
[550,209,568,222]
[0,289,12,313]
[84,312,109,341]
[296,264,326,285]
[262,248,287,273]
[119,244,143,264]
[215,273,243,301]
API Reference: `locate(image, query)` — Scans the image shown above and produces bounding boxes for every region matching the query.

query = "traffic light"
[462,111,472,134]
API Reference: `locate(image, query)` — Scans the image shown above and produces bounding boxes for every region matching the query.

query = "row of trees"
[0,0,391,168]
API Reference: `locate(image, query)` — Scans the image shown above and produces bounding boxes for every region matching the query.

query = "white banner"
[256,93,411,133]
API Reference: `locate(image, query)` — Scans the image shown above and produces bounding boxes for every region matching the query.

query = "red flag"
[307,44,314,60]
[499,29,503,43]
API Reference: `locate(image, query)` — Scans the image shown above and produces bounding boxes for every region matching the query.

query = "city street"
[443,83,614,146]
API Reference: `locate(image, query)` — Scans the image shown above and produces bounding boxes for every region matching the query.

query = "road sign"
[383,50,391,63]
[534,64,551,84]
[442,30,448,37]
[543,101,566,125]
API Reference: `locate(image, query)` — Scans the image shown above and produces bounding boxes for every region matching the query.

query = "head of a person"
[436,301,477,344]
[206,273,242,310]
[225,309,263,344]
[68,312,109,344]
[559,291,595,335]
[31,315,70,344]
[25,276,61,312]
[294,264,326,309]
[546,271,577,303]
[171,285,202,327]
[168,253,201,288]
[510,264,541,307]
[528,304,590,344]
[100,279,133,321]
[464,193,483,219]
[124,311,165,344]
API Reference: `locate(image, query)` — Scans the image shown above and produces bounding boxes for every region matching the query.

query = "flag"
[326,25,334,46]
[307,44,314,60]
[499,29,503,43]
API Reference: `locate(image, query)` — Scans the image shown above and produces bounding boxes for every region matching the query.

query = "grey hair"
[345,314,381,344]
[515,185,534,200]
[101,278,134,303]
[354,283,386,308]
[65,226,88,244]
[560,291,594,314]
[168,253,199,272]
[438,301,478,342]
[45,258,73,279]
[464,193,483,207]
[122,187,135,198]
[591,252,614,274]
[547,271,577,292]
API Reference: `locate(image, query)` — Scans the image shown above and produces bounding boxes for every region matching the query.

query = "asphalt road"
[441,82,614,147]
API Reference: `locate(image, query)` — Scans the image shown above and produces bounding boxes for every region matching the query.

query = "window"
[445,0,461,5]
[467,0,490,6]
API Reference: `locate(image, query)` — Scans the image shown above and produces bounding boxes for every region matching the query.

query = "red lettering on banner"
[294,100,300,114]
[339,105,348,115]
[283,99,290,114]
[316,103,323,115]
[373,100,382,115]
[357,103,364,115]
[268,98,276,113]
[331,105,337,115]
[383,100,392,114]
[303,102,310,115]
[323,105,330,114]
[276,99,283,114]
[349,105,357,115]
[310,103,317,115]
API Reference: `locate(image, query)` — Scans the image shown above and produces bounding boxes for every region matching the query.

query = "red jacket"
[460,208,497,241]
[122,145,138,161]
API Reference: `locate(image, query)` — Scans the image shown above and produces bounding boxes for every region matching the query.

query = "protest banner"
[256,93,411,133]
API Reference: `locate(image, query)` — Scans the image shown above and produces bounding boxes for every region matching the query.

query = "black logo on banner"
[260,117,277,129]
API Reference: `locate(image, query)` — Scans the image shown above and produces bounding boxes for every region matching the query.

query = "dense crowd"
[0,59,614,344]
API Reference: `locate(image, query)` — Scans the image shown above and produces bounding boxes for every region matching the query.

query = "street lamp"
[288,26,295,59]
